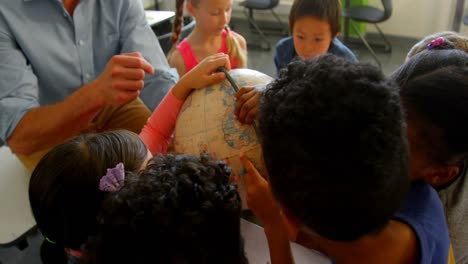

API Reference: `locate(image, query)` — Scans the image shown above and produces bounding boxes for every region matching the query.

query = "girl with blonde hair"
[168,0,247,76]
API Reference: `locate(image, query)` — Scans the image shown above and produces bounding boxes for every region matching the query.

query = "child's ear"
[186,1,195,16]
[422,165,460,188]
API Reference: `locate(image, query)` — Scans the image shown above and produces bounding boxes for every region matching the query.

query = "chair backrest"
[381,0,392,21]
[157,19,196,55]
[270,0,280,8]
[244,0,279,9]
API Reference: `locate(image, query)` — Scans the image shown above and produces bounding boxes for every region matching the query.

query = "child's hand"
[172,53,231,100]
[240,153,300,241]
[234,86,264,124]
[240,153,296,264]
[240,153,281,222]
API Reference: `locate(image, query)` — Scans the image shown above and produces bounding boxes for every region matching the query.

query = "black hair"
[29,130,148,262]
[391,49,468,164]
[259,54,409,241]
[86,153,247,264]
[289,0,341,37]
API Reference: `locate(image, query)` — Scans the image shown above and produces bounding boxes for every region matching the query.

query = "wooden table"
[145,10,175,28]
[0,147,36,249]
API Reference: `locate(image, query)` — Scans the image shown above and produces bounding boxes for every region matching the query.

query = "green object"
[45,236,56,244]
[341,0,368,37]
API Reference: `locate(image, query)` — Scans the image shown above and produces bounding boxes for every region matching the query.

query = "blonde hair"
[168,0,247,67]
[407,31,468,59]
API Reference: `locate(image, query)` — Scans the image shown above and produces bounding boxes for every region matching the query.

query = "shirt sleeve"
[118,0,179,111]
[139,89,184,155]
[0,25,39,144]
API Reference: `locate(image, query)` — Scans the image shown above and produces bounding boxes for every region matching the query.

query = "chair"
[157,19,196,55]
[0,146,37,251]
[342,0,392,68]
[239,0,287,51]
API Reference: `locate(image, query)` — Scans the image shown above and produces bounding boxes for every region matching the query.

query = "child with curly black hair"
[84,153,247,264]
[241,55,452,263]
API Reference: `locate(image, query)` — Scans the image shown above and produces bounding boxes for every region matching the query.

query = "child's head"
[258,55,409,241]
[29,130,149,251]
[171,0,246,67]
[86,153,247,264]
[289,0,341,59]
[406,31,468,60]
[391,49,468,187]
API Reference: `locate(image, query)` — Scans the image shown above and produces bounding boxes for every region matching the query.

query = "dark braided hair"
[391,49,468,164]
[86,153,248,264]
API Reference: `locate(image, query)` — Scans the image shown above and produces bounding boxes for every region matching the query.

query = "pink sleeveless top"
[176,29,240,72]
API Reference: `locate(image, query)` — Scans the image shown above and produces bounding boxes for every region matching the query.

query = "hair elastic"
[99,163,125,192]
[427,37,446,50]
[44,236,57,244]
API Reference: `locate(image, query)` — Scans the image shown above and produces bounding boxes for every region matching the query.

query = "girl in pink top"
[140,53,231,154]
[168,0,248,77]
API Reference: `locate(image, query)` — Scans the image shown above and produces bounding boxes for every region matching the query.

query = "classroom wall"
[153,0,464,39]
[365,0,457,38]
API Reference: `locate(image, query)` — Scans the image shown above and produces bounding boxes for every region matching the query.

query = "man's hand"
[235,86,263,124]
[93,52,154,106]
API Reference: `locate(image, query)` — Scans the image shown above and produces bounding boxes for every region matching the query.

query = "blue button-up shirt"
[0,0,178,143]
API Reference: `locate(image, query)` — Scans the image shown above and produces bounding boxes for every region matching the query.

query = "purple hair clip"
[427,37,445,50]
[99,162,125,192]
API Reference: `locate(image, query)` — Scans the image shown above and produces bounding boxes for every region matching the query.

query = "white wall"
[154,0,463,39]
[366,0,457,38]
[142,0,153,9]
[146,0,174,10]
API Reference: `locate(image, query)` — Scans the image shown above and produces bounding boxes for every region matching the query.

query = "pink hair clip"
[99,162,125,192]
[427,37,445,50]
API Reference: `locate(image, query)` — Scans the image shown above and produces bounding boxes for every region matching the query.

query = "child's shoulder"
[275,36,294,50]
[393,181,451,264]
[328,38,357,62]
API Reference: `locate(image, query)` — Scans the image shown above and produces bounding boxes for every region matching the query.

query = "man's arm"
[7,83,103,155]
[5,51,154,155]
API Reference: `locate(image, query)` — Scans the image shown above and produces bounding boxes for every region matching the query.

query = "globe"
[173,68,273,208]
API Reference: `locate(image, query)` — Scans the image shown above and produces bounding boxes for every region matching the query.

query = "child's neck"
[312,220,418,264]
[189,27,223,46]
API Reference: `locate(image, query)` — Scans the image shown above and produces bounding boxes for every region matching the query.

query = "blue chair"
[343,0,393,67]
[239,0,287,51]
[0,146,37,251]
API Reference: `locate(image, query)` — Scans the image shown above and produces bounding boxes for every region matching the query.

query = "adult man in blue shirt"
[0,0,178,171]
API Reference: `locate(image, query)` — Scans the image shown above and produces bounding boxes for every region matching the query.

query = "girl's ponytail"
[225,26,247,68]
[167,0,185,60]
